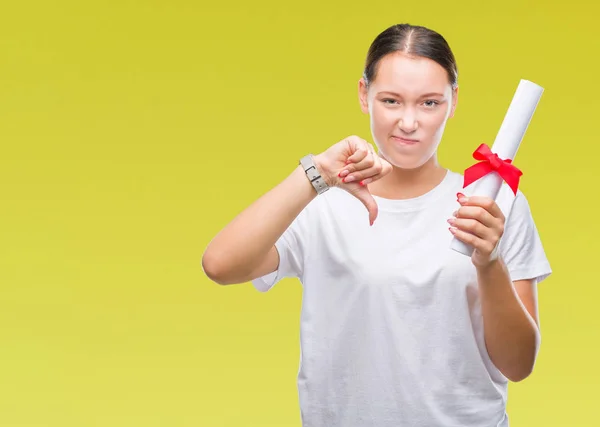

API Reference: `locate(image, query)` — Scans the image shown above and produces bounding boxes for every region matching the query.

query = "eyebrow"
[378,91,445,98]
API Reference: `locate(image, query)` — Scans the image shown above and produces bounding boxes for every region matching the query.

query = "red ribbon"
[463,143,523,195]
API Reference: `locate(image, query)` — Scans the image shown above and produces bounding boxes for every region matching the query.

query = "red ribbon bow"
[463,143,523,195]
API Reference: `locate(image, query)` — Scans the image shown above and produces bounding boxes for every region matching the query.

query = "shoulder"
[496,185,533,222]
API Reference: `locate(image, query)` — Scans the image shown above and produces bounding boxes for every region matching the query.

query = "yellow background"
[0,0,596,425]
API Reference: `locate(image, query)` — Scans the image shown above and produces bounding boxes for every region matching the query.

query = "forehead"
[371,52,450,95]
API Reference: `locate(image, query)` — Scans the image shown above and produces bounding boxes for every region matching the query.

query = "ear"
[448,86,459,118]
[358,78,370,114]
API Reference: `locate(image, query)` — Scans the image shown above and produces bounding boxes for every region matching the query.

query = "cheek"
[422,111,449,135]
[370,106,395,130]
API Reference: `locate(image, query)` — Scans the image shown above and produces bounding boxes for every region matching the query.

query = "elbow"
[496,343,540,383]
[503,327,542,383]
[201,251,231,285]
[504,365,535,383]
[503,344,540,383]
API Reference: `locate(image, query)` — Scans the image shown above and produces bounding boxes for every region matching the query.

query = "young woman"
[202,23,551,427]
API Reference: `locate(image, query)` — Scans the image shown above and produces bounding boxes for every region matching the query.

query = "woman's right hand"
[313,135,392,226]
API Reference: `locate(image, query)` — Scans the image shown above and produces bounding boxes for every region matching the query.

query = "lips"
[391,135,419,145]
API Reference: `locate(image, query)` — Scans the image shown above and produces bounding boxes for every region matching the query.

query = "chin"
[379,150,431,170]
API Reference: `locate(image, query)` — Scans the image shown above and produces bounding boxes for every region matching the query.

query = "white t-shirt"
[251,169,552,427]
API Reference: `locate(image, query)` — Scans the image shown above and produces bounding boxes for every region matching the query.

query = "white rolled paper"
[450,79,544,256]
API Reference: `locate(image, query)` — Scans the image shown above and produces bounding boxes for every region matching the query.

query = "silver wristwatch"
[299,154,330,195]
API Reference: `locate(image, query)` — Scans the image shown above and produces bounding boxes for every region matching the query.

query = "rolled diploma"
[450,79,544,256]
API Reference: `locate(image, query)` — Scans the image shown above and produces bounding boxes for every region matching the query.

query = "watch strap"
[299,154,329,195]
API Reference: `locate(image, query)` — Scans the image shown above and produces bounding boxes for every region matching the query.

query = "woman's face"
[358,52,458,170]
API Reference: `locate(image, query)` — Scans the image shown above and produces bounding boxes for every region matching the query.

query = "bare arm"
[201,136,393,286]
[202,164,318,285]
[449,194,541,382]
[477,259,540,382]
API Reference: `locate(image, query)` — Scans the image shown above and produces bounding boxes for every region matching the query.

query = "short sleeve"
[250,211,307,293]
[497,189,552,285]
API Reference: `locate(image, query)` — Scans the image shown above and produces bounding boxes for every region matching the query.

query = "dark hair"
[363,24,458,89]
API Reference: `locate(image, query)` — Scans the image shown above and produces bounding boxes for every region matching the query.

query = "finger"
[357,173,384,186]
[454,205,497,229]
[349,143,377,167]
[448,217,495,241]
[345,143,370,164]
[345,139,374,163]
[458,195,504,221]
[449,226,497,254]
[340,145,381,180]
[356,158,393,185]
[342,156,383,184]
[349,186,378,226]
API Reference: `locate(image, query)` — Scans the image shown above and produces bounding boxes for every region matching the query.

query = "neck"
[369,154,447,200]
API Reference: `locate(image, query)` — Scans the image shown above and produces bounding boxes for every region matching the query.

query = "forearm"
[202,164,317,282]
[477,258,540,382]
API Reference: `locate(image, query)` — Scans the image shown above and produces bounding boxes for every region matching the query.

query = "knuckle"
[473,220,484,234]
[352,171,364,180]
[495,230,503,242]
[465,232,476,244]
[478,223,488,236]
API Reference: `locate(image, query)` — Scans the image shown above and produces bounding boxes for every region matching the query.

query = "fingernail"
[452,210,458,217]
[370,219,374,226]
[447,218,455,225]
[457,192,465,199]
[339,170,349,178]
[343,175,355,183]
[449,227,457,234]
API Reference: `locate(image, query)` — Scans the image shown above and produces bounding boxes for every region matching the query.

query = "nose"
[397,109,418,133]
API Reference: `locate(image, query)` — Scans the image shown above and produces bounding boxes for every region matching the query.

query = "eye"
[382,98,398,105]
[423,100,440,108]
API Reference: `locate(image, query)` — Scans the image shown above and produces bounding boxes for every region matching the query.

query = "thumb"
[348,185,379,226]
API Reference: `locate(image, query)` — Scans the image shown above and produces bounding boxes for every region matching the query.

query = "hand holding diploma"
[448,193,507,268]
[449,79,544,258]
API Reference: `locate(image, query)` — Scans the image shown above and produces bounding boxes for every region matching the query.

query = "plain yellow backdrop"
[0,0,596,426]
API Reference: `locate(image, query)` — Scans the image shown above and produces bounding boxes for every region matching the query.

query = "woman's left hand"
[448,193,505,269]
